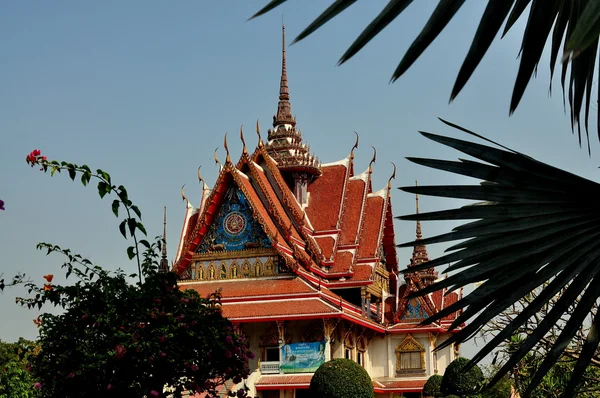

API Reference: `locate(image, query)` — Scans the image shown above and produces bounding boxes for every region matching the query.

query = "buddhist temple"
[173,25,463,398]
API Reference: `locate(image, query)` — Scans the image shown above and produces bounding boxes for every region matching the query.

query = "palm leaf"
[253,0,600,145]
[396,120,600,394]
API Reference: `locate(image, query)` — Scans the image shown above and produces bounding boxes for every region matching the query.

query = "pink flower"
[177,315,185,321]
[224,350,232,358]
[191,364,199,371]
[115,344,126,359]
[107,384,112,391]
[159,351,166,358]
[181,297,190,304]
[150,390,159,397]
[225,336,233,345]
[159,335,166,343]
[34,382,42,390]
[0,199,4,211]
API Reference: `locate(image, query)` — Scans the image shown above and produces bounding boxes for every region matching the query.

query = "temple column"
[323,319,338,362]
[276,321,286,375]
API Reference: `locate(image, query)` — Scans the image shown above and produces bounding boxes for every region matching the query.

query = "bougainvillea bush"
[13,150,254,398]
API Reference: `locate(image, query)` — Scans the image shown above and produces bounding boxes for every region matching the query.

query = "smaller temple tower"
[265,24,321,206]
[407,182,438,286]
[159,206,169,273]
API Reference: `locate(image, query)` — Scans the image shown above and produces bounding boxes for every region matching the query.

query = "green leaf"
[81,172,91,186]
[111,200,120,217]
[131,205,142,219]
[565,0,600,55]
[136,222,147,236]
[119,220,127,239]
[450,0,515,100]
[127,218,136,237]
[294,0,358,45]
[67,165,76,181]
[117,185,128,202]
[249,0,288,20]
[98,182,109,199]
[127,246,136,260]
[391,0,466,82]
[139,239,150,249]
[339,0,413,65]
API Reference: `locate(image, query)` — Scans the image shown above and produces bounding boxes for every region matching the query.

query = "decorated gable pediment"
[197,183,271,253]
[401,297,430,320]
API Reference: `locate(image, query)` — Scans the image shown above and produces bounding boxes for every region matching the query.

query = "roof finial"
[214,147,222,171]
[181,184,190,206]
[240,125,248,154]
[388,162,397,188]
[368,146,377,173]
[350,132,359,160]
[197,166,206,189]
[223,133,231,163]
[159,206,169,273]
[256,119,264,147]
[273,22,295,127]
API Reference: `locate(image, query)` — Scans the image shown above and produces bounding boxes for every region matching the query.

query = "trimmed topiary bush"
[309,358,374,398]
[441,357,485,397]
[423,374,443,397]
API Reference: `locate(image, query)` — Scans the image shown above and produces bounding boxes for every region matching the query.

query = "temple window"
[357,337,366,367]
[344,334,355,361]
[395,334,426,374]
[220,263,227,279]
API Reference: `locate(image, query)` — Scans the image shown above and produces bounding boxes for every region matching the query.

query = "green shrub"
[309,358,374,398]
[423,374,443,397]
[441,357,485,397]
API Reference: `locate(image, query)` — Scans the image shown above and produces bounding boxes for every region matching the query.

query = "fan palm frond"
[396,118,600,396]
[252,1,600,147]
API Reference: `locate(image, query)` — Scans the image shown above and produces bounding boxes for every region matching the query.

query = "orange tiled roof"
[373,378,427,392]
[256,374,313,390]
[306,163,348,231]
[357,194,386,260]
[180,277,315,300]
[338,177,367,246]
[221,298,338,320]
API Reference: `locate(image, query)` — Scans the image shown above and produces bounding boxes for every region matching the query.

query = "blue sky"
[1,2,599,361]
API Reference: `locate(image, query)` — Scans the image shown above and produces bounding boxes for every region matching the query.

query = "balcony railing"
[260,361,281,374]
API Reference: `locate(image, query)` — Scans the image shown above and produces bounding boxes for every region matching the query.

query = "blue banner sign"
[280,341,326,373]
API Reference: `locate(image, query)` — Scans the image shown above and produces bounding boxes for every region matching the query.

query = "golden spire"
[273,23,295,127]
[415,180,422,240]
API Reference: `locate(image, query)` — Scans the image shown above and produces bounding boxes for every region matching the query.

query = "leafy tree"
[0,338,40,398]
[441,357,484,397]
[252,1,600,146]
[479,365,513,398]
[423,374,443,397]
[14,150,254,398]
[309,358,374,398]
